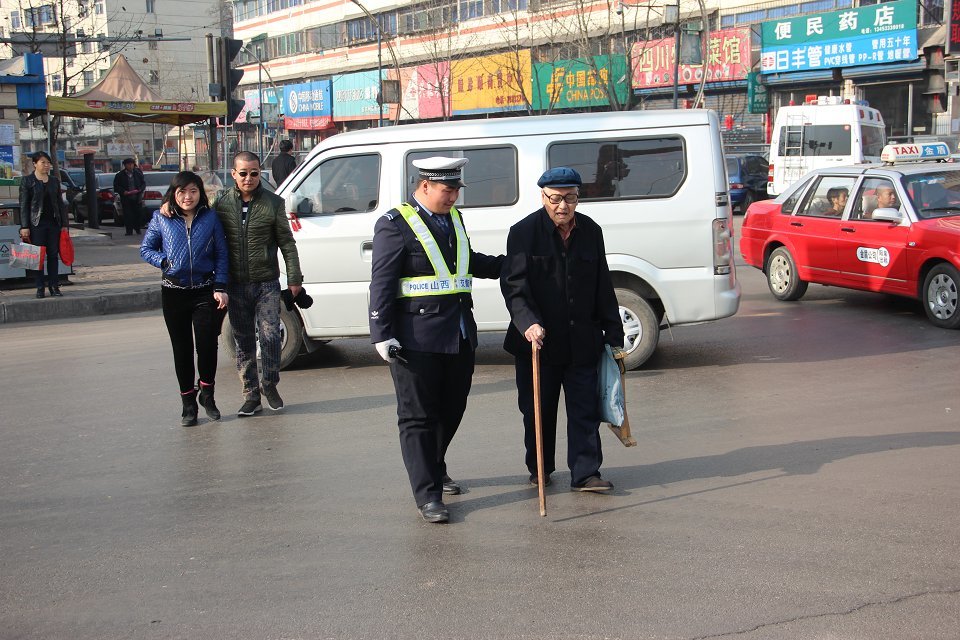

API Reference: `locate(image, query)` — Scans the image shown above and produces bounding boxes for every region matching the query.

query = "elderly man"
[501,167,624,493]
[114,158,146,235]
[369,157,503,523]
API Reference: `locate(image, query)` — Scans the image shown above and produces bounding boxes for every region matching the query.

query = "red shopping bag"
[59,228,75,266]
[9,242,45,270]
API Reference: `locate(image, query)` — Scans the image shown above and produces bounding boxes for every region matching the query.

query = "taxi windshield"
[903,170,960,219]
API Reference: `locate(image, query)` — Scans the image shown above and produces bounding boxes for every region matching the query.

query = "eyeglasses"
[235,171,260,178]
[543,192,578,205]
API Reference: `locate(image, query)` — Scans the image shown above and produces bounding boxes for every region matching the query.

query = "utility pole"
[206,33,218,171]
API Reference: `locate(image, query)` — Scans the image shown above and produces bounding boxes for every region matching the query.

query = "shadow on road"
[448,431,960,521]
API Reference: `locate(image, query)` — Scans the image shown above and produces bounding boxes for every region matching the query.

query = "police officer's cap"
[538,167,582,189]
[414,156,468,188]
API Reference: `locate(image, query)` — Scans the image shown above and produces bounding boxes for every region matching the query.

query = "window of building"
[148,40,158,50]
[9,11,20,29]
[83,70,94,86]
[51,74,62,92]
[347,17,377,43]
[459,0,483,20]
[95,1,105,15]
[25,5,56,27]
[149,70,160,84]
[549,137,686,200]
[399,3,458,35]
[492,0,528,11]
[146,0,155,13]
[292,154,381,216]
[405,147,518,207]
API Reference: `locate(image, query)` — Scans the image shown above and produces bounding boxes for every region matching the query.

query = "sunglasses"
[235,171,260,178]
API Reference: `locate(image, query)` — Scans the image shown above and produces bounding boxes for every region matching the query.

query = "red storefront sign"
[631,28,751,89]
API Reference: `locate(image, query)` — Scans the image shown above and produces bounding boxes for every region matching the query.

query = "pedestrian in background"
[271,140,297,187]
[501,167,624,493]
[162,152,303,416]
[369,157,503,524]
[114,158,146,236]
[141,171,229,427]
[19,151,68,298]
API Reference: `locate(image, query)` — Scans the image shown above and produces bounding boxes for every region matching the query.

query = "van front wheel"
[615,288,659,370]
[221,305,304,371]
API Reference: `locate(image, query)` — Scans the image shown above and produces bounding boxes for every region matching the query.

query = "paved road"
[1,263,958,639]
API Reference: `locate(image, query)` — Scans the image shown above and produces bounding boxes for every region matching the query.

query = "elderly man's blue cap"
[537,167,582,188]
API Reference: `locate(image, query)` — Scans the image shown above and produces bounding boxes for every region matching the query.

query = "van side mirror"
[871,207,902,222]
[285,193,313,215]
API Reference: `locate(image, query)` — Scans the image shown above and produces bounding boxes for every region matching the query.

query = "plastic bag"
[59,228,75,266]
[9,242,45,271]
[597,344,625,426]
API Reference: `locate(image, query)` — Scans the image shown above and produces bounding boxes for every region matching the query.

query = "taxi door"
[837,177,911,294]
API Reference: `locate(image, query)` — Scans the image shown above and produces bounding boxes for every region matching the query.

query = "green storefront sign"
[532,55,628,111]
[760,0,916,46]
[747,73,768,114]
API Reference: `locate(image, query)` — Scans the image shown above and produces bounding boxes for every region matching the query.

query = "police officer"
[369,157,503,523]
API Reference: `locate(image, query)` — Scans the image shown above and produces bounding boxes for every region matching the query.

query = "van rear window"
[779,125,852,157]
[405,147,518,207]
[548,137,685,200]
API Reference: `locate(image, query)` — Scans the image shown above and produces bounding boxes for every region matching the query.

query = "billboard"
[283,80,333,130]
[760,0,918,74]
[452,51,531,115]
[533,55,628,110]
[632,28,751,88]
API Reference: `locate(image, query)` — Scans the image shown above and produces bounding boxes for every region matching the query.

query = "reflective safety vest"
[396,203,473,298]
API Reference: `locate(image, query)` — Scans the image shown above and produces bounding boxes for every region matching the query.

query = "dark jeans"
[389,338,474,506]
[120,196,142,233]
[226,281,282,400]
[514,355,603,486]
[162,286,226,393]
[29,219,60,289]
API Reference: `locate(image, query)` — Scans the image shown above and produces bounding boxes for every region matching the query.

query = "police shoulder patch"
[381,211,397,220]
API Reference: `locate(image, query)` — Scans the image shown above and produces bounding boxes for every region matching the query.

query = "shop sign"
[400,63,451,121]
[107,143,143,156]
[948,0,960,55]
[747,72,768,114]
[760,0,917,74]
[452,51,531,115]
[533,55,627,110]
[283,80,332,130]
[631,28,750,89]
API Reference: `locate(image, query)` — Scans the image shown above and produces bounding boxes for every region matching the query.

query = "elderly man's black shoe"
[418,501,449,523]
[441,476,462,495]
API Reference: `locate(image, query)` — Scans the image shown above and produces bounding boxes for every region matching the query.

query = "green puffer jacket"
[215,186,303,285]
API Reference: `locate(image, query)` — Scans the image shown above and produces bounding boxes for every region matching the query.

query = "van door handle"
[361,240,373,261]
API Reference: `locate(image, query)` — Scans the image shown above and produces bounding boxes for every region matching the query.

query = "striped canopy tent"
[46,55,225,125]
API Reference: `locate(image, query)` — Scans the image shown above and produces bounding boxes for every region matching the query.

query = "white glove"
[375,338,401,363]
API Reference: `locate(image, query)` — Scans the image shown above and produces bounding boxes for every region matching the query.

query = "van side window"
[548,137,685,200]
[290,154,380,216]
[405,147,518,207]
[778,125,852,157]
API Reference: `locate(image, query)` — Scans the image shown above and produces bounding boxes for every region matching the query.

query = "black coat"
[271,154,297,187]
[369,201,503,354]
[501,208,623,366]
[19,173,67,228]
[113,168,146,203]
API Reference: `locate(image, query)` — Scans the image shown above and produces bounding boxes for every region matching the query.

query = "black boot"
[198,382,221,421]
[180,389,199,427]
[36,287,45,299]
[49,284,63,297]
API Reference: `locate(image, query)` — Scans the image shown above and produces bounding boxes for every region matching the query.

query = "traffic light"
[218,37,245,125]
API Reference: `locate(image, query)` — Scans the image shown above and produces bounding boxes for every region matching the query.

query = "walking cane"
[532,342,546,517]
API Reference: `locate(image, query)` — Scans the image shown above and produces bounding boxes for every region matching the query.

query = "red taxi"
[740,142,960,328]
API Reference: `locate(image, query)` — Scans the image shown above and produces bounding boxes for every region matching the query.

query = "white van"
[248,110,740,370]
[767,97,886,197]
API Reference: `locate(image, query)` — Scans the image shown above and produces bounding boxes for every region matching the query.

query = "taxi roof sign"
[881,142,951,164]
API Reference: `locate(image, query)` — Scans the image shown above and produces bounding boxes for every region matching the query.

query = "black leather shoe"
[417,501,449,523]
[36,288,45,299]
[528,473,552,487]
[49,286,63,297]
[441,476,461,495]
[571,476,613,492]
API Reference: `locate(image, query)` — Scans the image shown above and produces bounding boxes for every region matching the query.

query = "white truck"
[767,96,886,197]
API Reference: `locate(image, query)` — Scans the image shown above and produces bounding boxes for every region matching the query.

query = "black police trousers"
[389,337,474,507]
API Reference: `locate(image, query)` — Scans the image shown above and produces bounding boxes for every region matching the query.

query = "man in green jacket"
[221,152,303,416]
[162,153,302,416]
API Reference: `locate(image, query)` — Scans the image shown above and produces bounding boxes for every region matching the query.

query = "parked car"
[59,169,84,219]
[136,171,180,223]
[740,141,960,329]
[72,173,119,224]
[725,154,768,213]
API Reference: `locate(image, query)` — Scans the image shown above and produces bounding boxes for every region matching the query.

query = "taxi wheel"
[615,288,659,370]
[766,247,808,301]
[221,305,304,371]
[922,264,960,329]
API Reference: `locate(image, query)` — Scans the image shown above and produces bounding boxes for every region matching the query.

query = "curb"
[0,288,161,324]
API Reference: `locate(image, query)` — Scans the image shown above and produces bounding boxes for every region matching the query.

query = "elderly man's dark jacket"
[501,208,623,366]
[369,201,502,354]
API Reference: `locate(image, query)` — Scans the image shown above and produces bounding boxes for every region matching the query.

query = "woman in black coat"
[19,151,68,298]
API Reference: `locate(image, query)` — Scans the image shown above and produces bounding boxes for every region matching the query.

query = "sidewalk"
[0,227,161,324]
